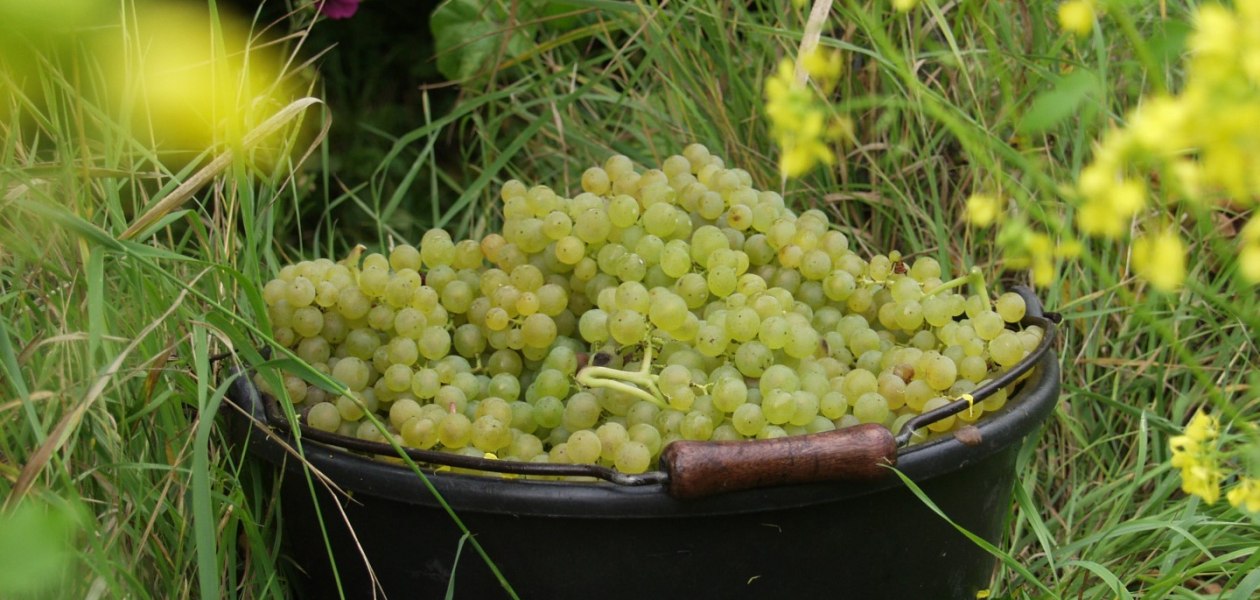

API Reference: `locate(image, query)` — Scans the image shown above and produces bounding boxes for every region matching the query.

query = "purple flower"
[319,0,360,19]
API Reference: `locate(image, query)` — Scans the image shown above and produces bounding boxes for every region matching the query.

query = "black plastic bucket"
[226,297,1060,599]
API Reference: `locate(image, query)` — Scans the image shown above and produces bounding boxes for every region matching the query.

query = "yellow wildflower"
[1076,162,1115,201]
[994,225,1067,286]
[892,0,919,12]
[1110,179,1146,217]
[1168,160,1203,202]
[1128,96,1189,154]
[1057,239,1083,258]
[764,53,847,179]
[1188,5,1238,66]
[1184,410,1220,441]
[965,194,1002,227]
[1169,410,1221,504]
[1076,177,1145,239]
[1076,201,1126,238]
[1131,229,1186,291]
[780,141,836,178]
[801,48,844,89]
[1227,478,1260,512]
[100,2,294,156]
[1183,464,1222,504]
[1241,246,1260,282]
[1241,217,1260,282]
[1058,0,1095,37]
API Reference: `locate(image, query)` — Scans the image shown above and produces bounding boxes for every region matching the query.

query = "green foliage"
[1017,69,1101,135]
[431,0,537,81]
[0,501,79,597]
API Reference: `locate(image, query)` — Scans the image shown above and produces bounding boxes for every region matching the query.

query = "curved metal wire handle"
[253,306,1060,487]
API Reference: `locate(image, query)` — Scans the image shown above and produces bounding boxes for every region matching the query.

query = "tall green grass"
[0,3,301,596]
[427,0,1260,596]
[1,0,1257,598]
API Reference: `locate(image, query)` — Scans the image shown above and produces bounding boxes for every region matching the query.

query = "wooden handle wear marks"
[660,423,899,499]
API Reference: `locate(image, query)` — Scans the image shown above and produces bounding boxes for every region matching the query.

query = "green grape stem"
[924,266,991,306]
[575,342,670,409]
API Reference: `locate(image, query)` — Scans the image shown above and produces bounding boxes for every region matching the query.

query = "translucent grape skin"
[259,147,1046,477]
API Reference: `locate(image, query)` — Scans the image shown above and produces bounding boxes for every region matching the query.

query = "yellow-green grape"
[681,412,715,440]
[535,284,568,316]
[285,277,317,308]
[389,244,421,272]
[614,440,651,474]
[313,281,340,308]
[418,327,451,361]
[565,430,602,464]
[732,403,766,437]
[308,402,342,432]
[762,390,795,425]
[336,393,366,422]
[562,392,601,431]
[402,416,441,449]
[595,422,629,462]
[521,313,558,348]
[507,433,544,461]
[336,286,371,320]
[438,413,473,449]
[783,327,819,359]
[609,309,646,345]
[394,308,427,339]
[292,306,324,338]
[365,304,394,332]
[471,416,513,452]
[995,292,1027,323]
[989,331,1025,368]
[331,357,370,391]
[853,392,890,424]
[581,166,612,195]
[297,337,331,365]
[973,310,1005,341]
[383,364,413,392]
[554,236,586,265]
[789,391,820,426]
[389,398,423,429]
[920,396,956,432]
[281,374,308,404]
[982,383,1008,412]
[648,292,688,331]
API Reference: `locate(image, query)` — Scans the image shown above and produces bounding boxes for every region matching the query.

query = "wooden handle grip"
[659,423,898,500]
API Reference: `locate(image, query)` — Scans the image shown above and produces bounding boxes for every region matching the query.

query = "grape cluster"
[258,144,1043,476]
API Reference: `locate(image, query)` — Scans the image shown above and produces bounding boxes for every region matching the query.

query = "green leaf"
[1146,19,1191,66]
[0,501,78,596]
[1017,69,1101,134]
[431,0,538,82]
[535,1,587,31]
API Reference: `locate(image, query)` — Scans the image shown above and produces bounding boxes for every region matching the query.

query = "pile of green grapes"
[257,144,1043,475]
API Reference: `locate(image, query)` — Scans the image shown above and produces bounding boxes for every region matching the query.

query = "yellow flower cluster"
[1242,218,1260,282]
[1228,478,1260,512]
[1169,411,1222,504]
[965,194,1003,227]
[1058,0,1096,37]
[764,49,851,178]
[1072,1,1260,289]
[994,223,1081,287]
[1131,229,1186,291]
